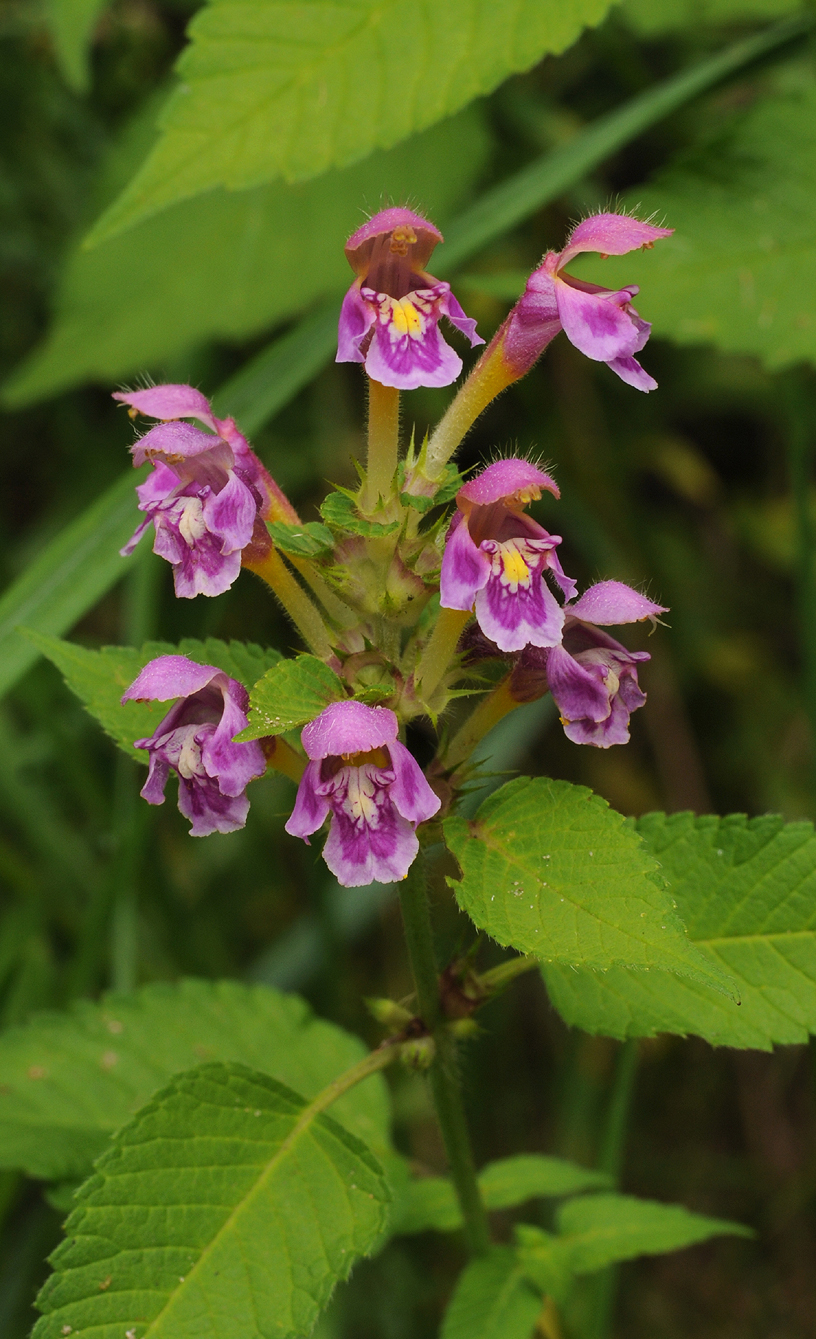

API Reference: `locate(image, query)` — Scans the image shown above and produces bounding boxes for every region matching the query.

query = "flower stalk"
[443,675,519,774]
[243,545,333,659]
[365,379,401,511]
[414,607,472,703]
[425,328,518,478]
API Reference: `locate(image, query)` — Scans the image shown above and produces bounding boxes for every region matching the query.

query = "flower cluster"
[119,205,670,887]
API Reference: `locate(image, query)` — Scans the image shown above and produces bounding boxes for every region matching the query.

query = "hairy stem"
[414,608,471,702]
[398,858,491,1256]
[365,379,400,509]
[289,556,359,629]
[444,676,520,773]
[244,546,333,658]
[425,333,517,479]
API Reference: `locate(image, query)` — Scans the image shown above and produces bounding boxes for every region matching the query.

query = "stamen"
[390,225,417,256]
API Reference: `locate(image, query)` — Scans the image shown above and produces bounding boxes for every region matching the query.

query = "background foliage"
[2,0,816,1335]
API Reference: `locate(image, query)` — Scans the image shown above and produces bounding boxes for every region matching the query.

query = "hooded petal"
[558,213,674,268]
[568,581,667,625]
[337,280,376,363]
[285,760,332,839]
[114,384,217,430]
[457,458,560,509]
[554,278,643,363]
[439,513,491,610]
[345,207,443,276]
[388,741,441,825]
[301,701,398,762]
[131,422,234,491]
[123,655,224,704]
[323,796,419,887]
[475,569,565,654]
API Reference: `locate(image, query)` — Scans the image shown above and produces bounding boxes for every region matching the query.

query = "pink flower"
[503,213,673,392]
[116,384,297,598]
[285,700,440,887]
[336,207,483,390]
[123,656,266,835]
[511,581,668,747]
[439,459,576,654]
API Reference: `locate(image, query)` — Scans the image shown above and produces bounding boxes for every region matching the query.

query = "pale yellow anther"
[390,225,417,256]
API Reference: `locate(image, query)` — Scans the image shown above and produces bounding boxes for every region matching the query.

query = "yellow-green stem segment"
[365,378,400,510]
[444,675,519,773]
[425,331,517,478]
[243,546,333,659]
[414,607,472,703]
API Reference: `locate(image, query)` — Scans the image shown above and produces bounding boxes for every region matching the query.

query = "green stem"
[414,608,471,703]
[424,330,518,478]
[586,1039,640,1339]
[398,859,491,1256]
[477,953,539,997]
[365,379,400,509]
[244,545,333,658]
[444,676,520,773]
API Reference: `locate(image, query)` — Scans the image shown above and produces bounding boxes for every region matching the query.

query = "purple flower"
[439,459,577,654]
[503,213,673,392]
[123,656,266,836]
[285,700,440,887]
[115,384,299,598]
[336,207,483,390]
[511,581,668,747]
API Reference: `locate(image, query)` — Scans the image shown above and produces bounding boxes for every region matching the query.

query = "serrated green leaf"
[239,654,345,740]
[28,632,281,761]
[390,1154,612,1235]
[267,520,335,558]
[441,1247,543,1339]
[86,0,615,245]
[544,812,816,1048]
[444,778,732,992]
[33,1062,389,1339]
[570,60,816,371]
[320,490,402,537]
[3,107,489,407]
[0,978,390,1181]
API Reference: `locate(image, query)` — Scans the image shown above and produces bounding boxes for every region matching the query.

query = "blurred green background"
[1,0,816,1334]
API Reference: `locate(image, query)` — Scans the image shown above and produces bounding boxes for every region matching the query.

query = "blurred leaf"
[570,59,816,370]
[444,777,733,989]
[86,0,616,245]
[45,0,107,91]
[27,633,282,760]
[0,471,146,699]
[441,1246,543,1339]
[3,108,490,407]
[33,1062,389,1339]
[390,1154,612,1235]
[0,979,390,1180]
[544,812,816,1048]
[622,0,804,37]
[239,654,345,740]
[517,1193,749,1297]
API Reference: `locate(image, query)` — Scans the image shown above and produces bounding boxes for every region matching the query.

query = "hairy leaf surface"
[441,1246,543,1339]
[239,654,346,740]
[444,778,731,989]
[87,0,614,243]
[29,633,281,760]
[570,63,816,370]
[33,1062,389,1339]
[544,812,816,1047]
[0,978,390,1180]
